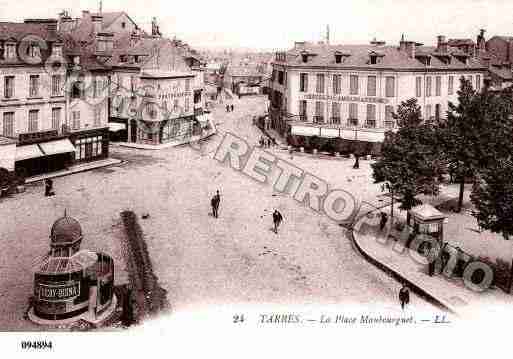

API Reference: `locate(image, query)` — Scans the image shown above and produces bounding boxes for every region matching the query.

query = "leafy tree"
[372,98,444,224]
[471,159,513,291]
[437,78,513,212]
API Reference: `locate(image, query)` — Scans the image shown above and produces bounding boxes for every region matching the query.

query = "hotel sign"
[302,94,389,104]
[38,282,80,302]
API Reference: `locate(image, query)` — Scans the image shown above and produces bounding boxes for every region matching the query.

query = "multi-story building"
[107,31,214,147]
[269,35,486,154]
[0,20,76,177]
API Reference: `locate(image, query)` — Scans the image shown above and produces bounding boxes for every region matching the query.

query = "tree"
[372,98,444,225]
[471,159,513,291]
[437,77,511,212]
[468,87,513,292]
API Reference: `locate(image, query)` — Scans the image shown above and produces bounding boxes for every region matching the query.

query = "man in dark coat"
[273,209,283,234]
[44,178,54,197]
[399,284,410,310]
[230,104,234,112]
[211,190,221,218]
[379,212,388,231]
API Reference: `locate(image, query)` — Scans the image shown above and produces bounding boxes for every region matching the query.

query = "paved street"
[0,96,436,330]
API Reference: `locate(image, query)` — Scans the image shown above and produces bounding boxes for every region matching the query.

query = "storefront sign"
[158,92,188,100]
[302,94,389,104]
[38,282,80,302]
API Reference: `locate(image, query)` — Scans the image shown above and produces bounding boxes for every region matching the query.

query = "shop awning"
[15,144,45,161]
[109,122,126,132]
[39,139,76,156]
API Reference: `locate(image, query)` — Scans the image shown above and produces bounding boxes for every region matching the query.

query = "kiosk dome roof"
[50,214,83,245]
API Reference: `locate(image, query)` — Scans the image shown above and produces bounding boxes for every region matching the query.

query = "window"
[278,71,284,85]
[185,78,191,92]
[2,112,14,137]
[51,75,62,96]
[28,44,40,58]
[333,75,341,95]
[435,76,441,96]
[6,44,16,59]
[425,104,432,121]
[316,74,325,94]
[299,73,308,92]
[370,55,377,65]
[71,81,84,99]
[314,101,324,123]
[467,75,473,88]
[426,76,432,97]
[28,110,38,132]
[448,76,454,95]
[476,75,481,91]
[435,104,441,121]
[350,75,359,95]
[299,100,307,121]
[415,77,422,97]
[301,54,308,63]
[52,108,61,131]
[385,105,394,128]
[29,75,39,97]
[331,102,341,124]
[335,54,342,64]
[367,76,377,96]
[72,111,80,130]
[366,104,376,128]
[4,76,14,98]
[185,97,190,112]
[348,103,358,126]
[385,76,395,97]
[94,107,102,126]
[97,41,106,52]
[121,22,126,29]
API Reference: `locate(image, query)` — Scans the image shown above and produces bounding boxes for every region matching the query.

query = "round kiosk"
[29,213,116,325]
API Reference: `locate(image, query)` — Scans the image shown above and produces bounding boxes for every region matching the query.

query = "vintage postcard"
[1,0,512,357]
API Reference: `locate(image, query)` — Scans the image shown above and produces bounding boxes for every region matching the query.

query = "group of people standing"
[226,104,234,112]
[209,190,284,234]
[259,136,273,148]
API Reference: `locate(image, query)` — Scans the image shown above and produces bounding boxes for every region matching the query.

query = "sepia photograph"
[1,0,513,356]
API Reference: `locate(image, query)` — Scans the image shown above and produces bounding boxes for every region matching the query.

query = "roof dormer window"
[301,53,308,63]
[28,43,40,58]
[5,42,16,60]
[335,54,342,64]
[370,55,378,65]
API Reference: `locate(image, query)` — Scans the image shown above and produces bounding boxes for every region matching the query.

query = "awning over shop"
[39,139,76,156]
[109,122,127,132]
[15,144,45,161]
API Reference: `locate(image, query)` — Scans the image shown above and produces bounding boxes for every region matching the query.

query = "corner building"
[269,36,486,154]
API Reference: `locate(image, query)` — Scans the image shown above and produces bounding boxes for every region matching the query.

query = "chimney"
[405,41,416,58]
[477,29,486,52]
[437,35,448,53]
[399,33,407,52]
[92,15,103,34]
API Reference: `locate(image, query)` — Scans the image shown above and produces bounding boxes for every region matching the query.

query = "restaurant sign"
[38,282,80,302]
[302,94,389,104]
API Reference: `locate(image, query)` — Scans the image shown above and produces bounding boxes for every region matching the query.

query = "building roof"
[140,70,194,79]
[275,42,485,71]
[226,65,264,77]
[447,39,475,47]
[409,204,446,221]
[0,21,61,42]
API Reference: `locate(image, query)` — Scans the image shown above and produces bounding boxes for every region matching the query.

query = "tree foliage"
[372,98,444,214]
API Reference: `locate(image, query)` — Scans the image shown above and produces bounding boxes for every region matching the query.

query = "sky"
[1,0,513,50]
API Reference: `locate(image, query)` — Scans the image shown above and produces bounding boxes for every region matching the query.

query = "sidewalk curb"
[347,214,456,314]
[26,158,123,184]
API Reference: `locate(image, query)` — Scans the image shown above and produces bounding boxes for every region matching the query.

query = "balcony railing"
[330,117,341,124]
[313,116,324,124]
[364,120,376,128]
[347,119,358,127]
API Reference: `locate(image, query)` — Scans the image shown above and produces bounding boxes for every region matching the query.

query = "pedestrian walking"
[226,104,229,112]
[231,104,234,112]
[44,178,55,197]
[272,209,283,234]
[353,154,360,169]
[379,212,388,231]
[399,284,410,310]
[211,190,221,218]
